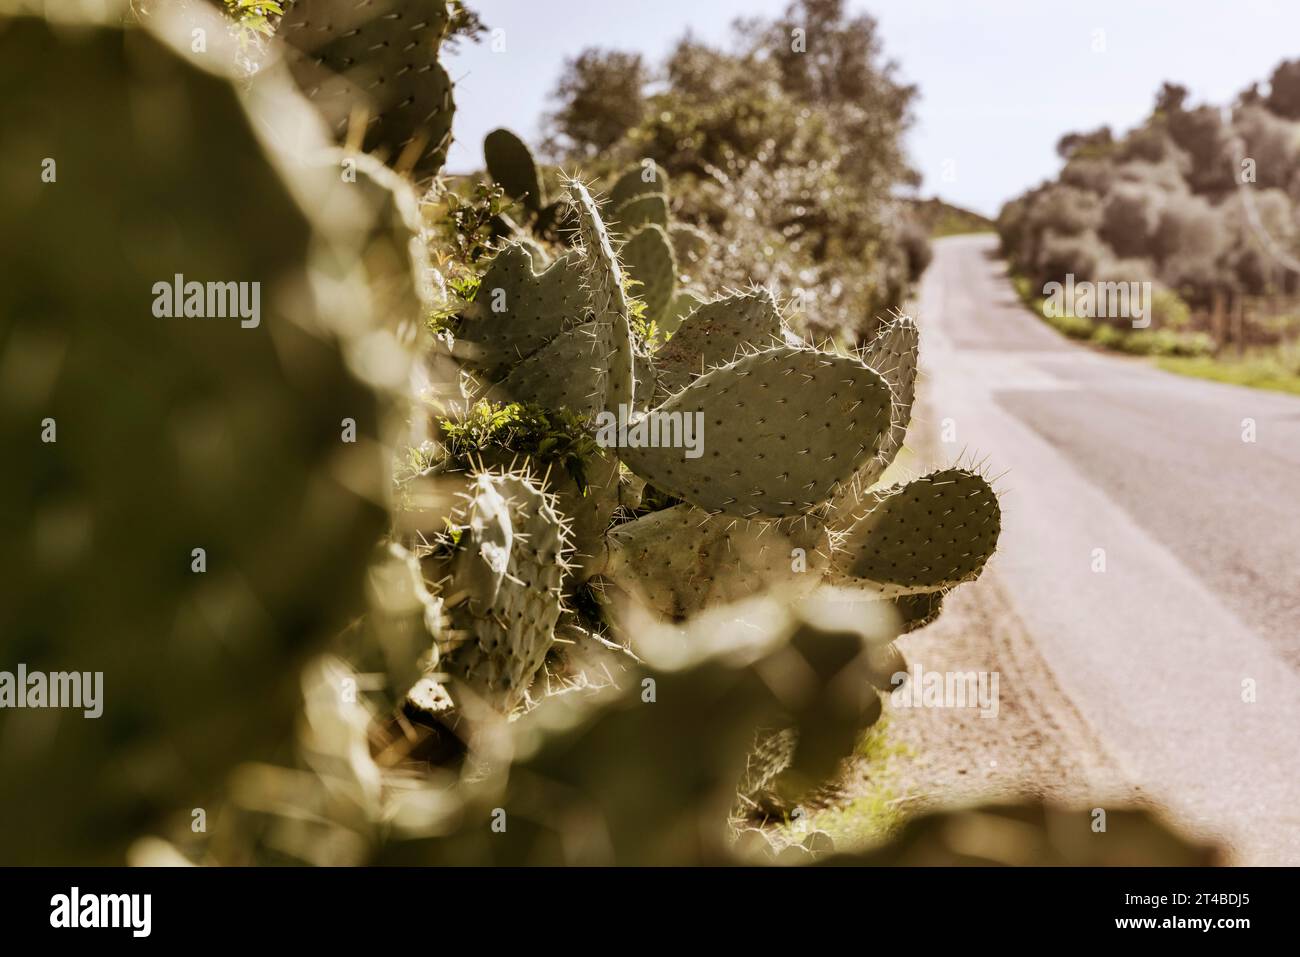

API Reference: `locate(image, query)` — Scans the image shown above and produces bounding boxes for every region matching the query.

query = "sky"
[444,1,1300,217]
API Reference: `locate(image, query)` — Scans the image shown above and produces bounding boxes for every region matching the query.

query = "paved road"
[916,233,1300,864]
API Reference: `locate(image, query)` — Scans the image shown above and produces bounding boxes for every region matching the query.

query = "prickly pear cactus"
[828,467,1002,597]
[499,323,610,418]
[484,127,544,214]
[570,180,637,416]
[352,124,1006,853]
[279,0,456,180]
[377,605,882,865]
[0,10,389,864]
[433,471,574,712]
[458,243,585,377]
[619,346,893,518]
[621,224,677,327]
[832,314,919,510]
[653,286,785,395]
[610,160,669,209]
[615,192,670,232]
[602,505,829,618]
[662,289,705,336]
[669,222,712,271]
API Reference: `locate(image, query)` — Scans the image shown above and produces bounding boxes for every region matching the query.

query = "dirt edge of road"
[821,339,1141,852]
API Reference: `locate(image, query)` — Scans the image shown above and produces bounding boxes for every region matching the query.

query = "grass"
[1007,274,1300,395]
[1156,354,1300,396]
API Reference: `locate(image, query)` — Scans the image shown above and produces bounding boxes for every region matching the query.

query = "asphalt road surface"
[914,233,1300,864]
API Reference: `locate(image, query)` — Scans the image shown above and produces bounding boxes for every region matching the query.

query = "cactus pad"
[829,468,1001,596]
[661,290,705,336]
[833,314,919,509]
[484,127,544,214]
[614,192,670,233]
[438,472,573,711]
[498,322,607,419]
[620,347,893,518]
[603,505,829,617]
[570,180,635,414]
[622,224,677,326]
[279,0,456,181]
[610,160,669,208]
[669,222,712,269]
[654,287,785,395]
[458,243,585,376]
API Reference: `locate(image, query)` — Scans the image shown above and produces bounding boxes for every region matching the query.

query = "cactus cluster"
[421,137,1004,813]
[3,1,1029,866]
[0,1,422,862]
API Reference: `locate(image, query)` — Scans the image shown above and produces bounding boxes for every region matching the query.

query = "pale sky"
[445,1,1300,217]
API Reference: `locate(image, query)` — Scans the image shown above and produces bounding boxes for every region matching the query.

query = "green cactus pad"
[308,149,437,367]
[484,127,544,214]
[518,238,550,270]
[622,224,677,326]
[660,290,705,337]
[893,592,945,633]
[832,314,919,513]
[603,505,829,618]
[829,468,1001,596]
[861,313,918,469]
[669,222,712,269]
[439,472,573,712]
[610,160,670,208]
[654,287,785,395]
[632,347,660,415]
[458,243,585,376]
[619,347,893,518]
[614,192,670,233]
[0,14,387,863]
[498,322,606,419]
[279,0,456,181]
[569,180,635,415]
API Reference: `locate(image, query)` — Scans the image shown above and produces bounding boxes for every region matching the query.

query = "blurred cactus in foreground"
[1,2,1218,868]
[0,1,417,863]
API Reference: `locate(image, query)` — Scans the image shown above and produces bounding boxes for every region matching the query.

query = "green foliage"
[1011,272,1212,357]
[219,0,283,42]
[441,181,511,264]
[545,49,648,159]
[439,400,600,493]
[542,0,928,342]
[998,55,1300,320]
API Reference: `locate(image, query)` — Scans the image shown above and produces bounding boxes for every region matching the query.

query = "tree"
[1265,59,1300,119]
[1057,126,1114,161]
[543,49,646,160]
